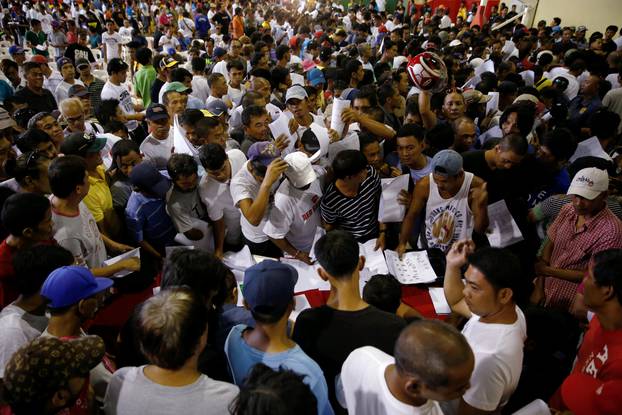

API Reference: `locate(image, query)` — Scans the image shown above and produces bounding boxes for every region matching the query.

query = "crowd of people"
[0,0,621,413]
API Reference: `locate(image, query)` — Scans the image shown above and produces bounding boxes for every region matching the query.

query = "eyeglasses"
[65,113,84,123]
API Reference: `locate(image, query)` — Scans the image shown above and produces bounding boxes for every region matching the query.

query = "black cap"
[60,132,106,156]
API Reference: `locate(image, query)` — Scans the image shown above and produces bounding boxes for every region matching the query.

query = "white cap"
[449,39,462,47]
[284,152,317,188]
[567,168,609,200]
[470,57,484,69]
[285,85,308,102]
[513,94,539,105]
[393,55,408,69]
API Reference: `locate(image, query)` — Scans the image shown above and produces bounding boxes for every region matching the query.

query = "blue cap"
[213,47,227,58]
[248,142,280,166]
[431,149,463,177]
[340,87,359,101]
[146,103,169,121]
[129,161,171,198]
[41,266,113,308]
[205,99,228,117]
[56,56,73,70]
[8,45,24,55]
[243,260,298,315]
[307,68,326,87]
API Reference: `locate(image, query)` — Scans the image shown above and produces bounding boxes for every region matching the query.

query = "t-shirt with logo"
[101,81,138,131]
[102,31,122,60]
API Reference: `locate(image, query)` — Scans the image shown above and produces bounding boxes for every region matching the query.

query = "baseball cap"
[107,58,129,74]
[463,89,492,105]
[567,167,609,200]
[129,161,171,198]
[41,266,113,308]
[159,56,178,70]
[0,108,17,130]
[247,142,281,166]
[285,85,308,103]
[146,103,170,121]
[561,372,622,415]
[284,152,317,188]
[514,94,539,105]
[60,132,107,156]
[577,25,588,32]
[340,87,359,101]
[449,39,462,47]
[30,55,48,64]
[75,58,90,69]
[51,20,61,29]
[56,56,73,70]
[432,149,463,177]
[243,260,298,315]
[8,45,24,55]
[3,336,105,407]
[205,99,228,117]
[163,81,189,94]
[302,59,316,72]
[213,47,227,58]
[307,68,326,87]
[68,84,90,98]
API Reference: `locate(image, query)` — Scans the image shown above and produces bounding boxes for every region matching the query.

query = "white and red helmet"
[406,52,448,93]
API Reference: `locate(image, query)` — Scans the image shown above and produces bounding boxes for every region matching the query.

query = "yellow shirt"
[84,165,120,236]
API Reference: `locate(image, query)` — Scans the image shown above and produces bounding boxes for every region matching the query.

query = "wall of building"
[531,0,622,35]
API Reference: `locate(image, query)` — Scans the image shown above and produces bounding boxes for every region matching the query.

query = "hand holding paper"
[330,98,350,138]
[379,174,410,222]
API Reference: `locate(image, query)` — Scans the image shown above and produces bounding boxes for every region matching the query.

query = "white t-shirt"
[101,81,138,131]
[55,78,85,104]
[341,346,444,415]
[102,31,122,60]
[191,75,211,103]
[0,304,47,377]
[118,26,133,39]
[227,84,245,107]
[157,34,180,52]
[230,161,278,243]
[199,149,246,245]
[445,306,527,413]
[263,179,322,252]
[139,130,174,170]
[212,60,230,82]
[178,17,195,38]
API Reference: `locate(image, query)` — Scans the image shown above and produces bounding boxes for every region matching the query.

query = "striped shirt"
[320,165,381,241]
[125,191,177,252]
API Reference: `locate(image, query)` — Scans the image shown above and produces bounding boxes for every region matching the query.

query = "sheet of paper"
[173,115,198,157]
[328,131,359,164]
[308,123,330,163]
[378,174,409,222]
[173,220,214,252]
[309,226,326,260]
[569,136,612,163]
[486,91,500,114]
[359,239,388,275]
[330,98,350,138]
[486,200,524,248]
[358,269,374,297]
[475,59,495,77]
[289,294,312,321]
[223,246,256,271]
[290,72,305,86]
[102,248,141,278]
[280,258,330,292]
[385,250,437,285]
[511,399,551,415]
[428,287,451,314]
[269,113,295,154]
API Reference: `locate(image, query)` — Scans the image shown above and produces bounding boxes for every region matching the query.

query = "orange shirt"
[232,15,244,40]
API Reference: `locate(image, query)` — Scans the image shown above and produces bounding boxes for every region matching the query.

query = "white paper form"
[102,248,141,278]
[328,131,360,164]
[290,295,312,321]
[475,59,495,77]
[486,200,523,248]
[330,98,351,138]
[269,113,296,154]
[385,250,437,285]
[486,91,500,114]
[223,245,256,271]
[280,258,330,292]
[428,287,451,314]
[308,123,330,163]
[359,239,388,275]
[173,220,214,252]
[378,174,409,222]
[173,115,197,157]
[309,226,326,260]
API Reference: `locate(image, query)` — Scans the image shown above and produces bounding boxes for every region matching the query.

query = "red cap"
[30,55,48,64]
[289,35,299,48]
[561,373,622,415]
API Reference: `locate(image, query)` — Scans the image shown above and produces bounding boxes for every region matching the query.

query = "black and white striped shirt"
[320,165,381,241]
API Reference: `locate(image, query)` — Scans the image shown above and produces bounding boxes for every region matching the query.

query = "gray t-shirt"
[139,131,173,170]
[0,304,47,378]
[166,187,207,233]
[103,366,239,415]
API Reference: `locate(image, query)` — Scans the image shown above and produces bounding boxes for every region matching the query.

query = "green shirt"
[133,65,157,108]
[25,30,49,57]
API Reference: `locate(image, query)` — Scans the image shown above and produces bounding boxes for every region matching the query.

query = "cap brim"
[71,90,90,97]
[288,168,317,188]
[147,114,170,122]
[567,184,601,200]
[286,94,307,103]
[151,176,172,198]
[87,136,107,153]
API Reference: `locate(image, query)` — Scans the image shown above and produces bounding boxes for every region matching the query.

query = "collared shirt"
[545,204,622,310]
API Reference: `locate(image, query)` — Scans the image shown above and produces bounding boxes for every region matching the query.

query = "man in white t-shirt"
[102,20,122,62]
[230,141,288,257]
[198,143,247,258]
[442,240,527,415]
[341,320,474,415]
[54,56,85,104]
[264,152,322,264]
[139,103,173,170]
[101,58,145,132]
[157,26,181,53]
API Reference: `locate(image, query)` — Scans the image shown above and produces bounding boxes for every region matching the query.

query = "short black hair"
[226,59,245,72]
[499,102,536,138]
[358,132,379,152]
[191,56,206,73]
[135,47,152,66]
[96,99,121,126]
[242,105,267,127]
[270,67,289,90]
[540,128,577,162]
[363,274,402,313]
[467,247,521,301]
[377,83,397,106]
[171,67,192,83]
[48,155,87,198]
[593,249,622,306]
[344,59,363,82]
[354,84,378,107]
[314,230,360,279]
[498,133,529,156]
[397,123,426,143]
[589,109,621,140]
[195,116,220,140]
[199,143,227,170]
[180,109,205,127]
[15,128,53,153]
[12,245,73,296]
[332,149,368,179]
[275,44,290,61]
[1,193,50,237]
[104,120,128,134]
[110,139,140,171]
[167,153,198,180]
[23,61,42,75]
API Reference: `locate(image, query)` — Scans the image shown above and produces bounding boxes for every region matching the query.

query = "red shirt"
[0,239,19,308]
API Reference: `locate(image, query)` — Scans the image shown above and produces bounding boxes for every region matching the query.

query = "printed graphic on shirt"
[582,344,609,378]
[301,194,321,222]
[426,204,464,251]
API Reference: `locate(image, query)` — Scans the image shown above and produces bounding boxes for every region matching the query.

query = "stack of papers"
[102,248,141,278]
[223,246,256,271]
[330,98,350,138]
[309,227,326,260]
[280,258,331,293]
[385,250,437,285]
[486,200,523,248]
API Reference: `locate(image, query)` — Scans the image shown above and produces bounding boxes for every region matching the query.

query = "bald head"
[395,320,473,389]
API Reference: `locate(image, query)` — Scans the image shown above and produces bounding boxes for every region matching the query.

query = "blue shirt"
[225,324,334,415]
[214,304,255,350]
[195,14,210,37]
[125,191,176,251]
